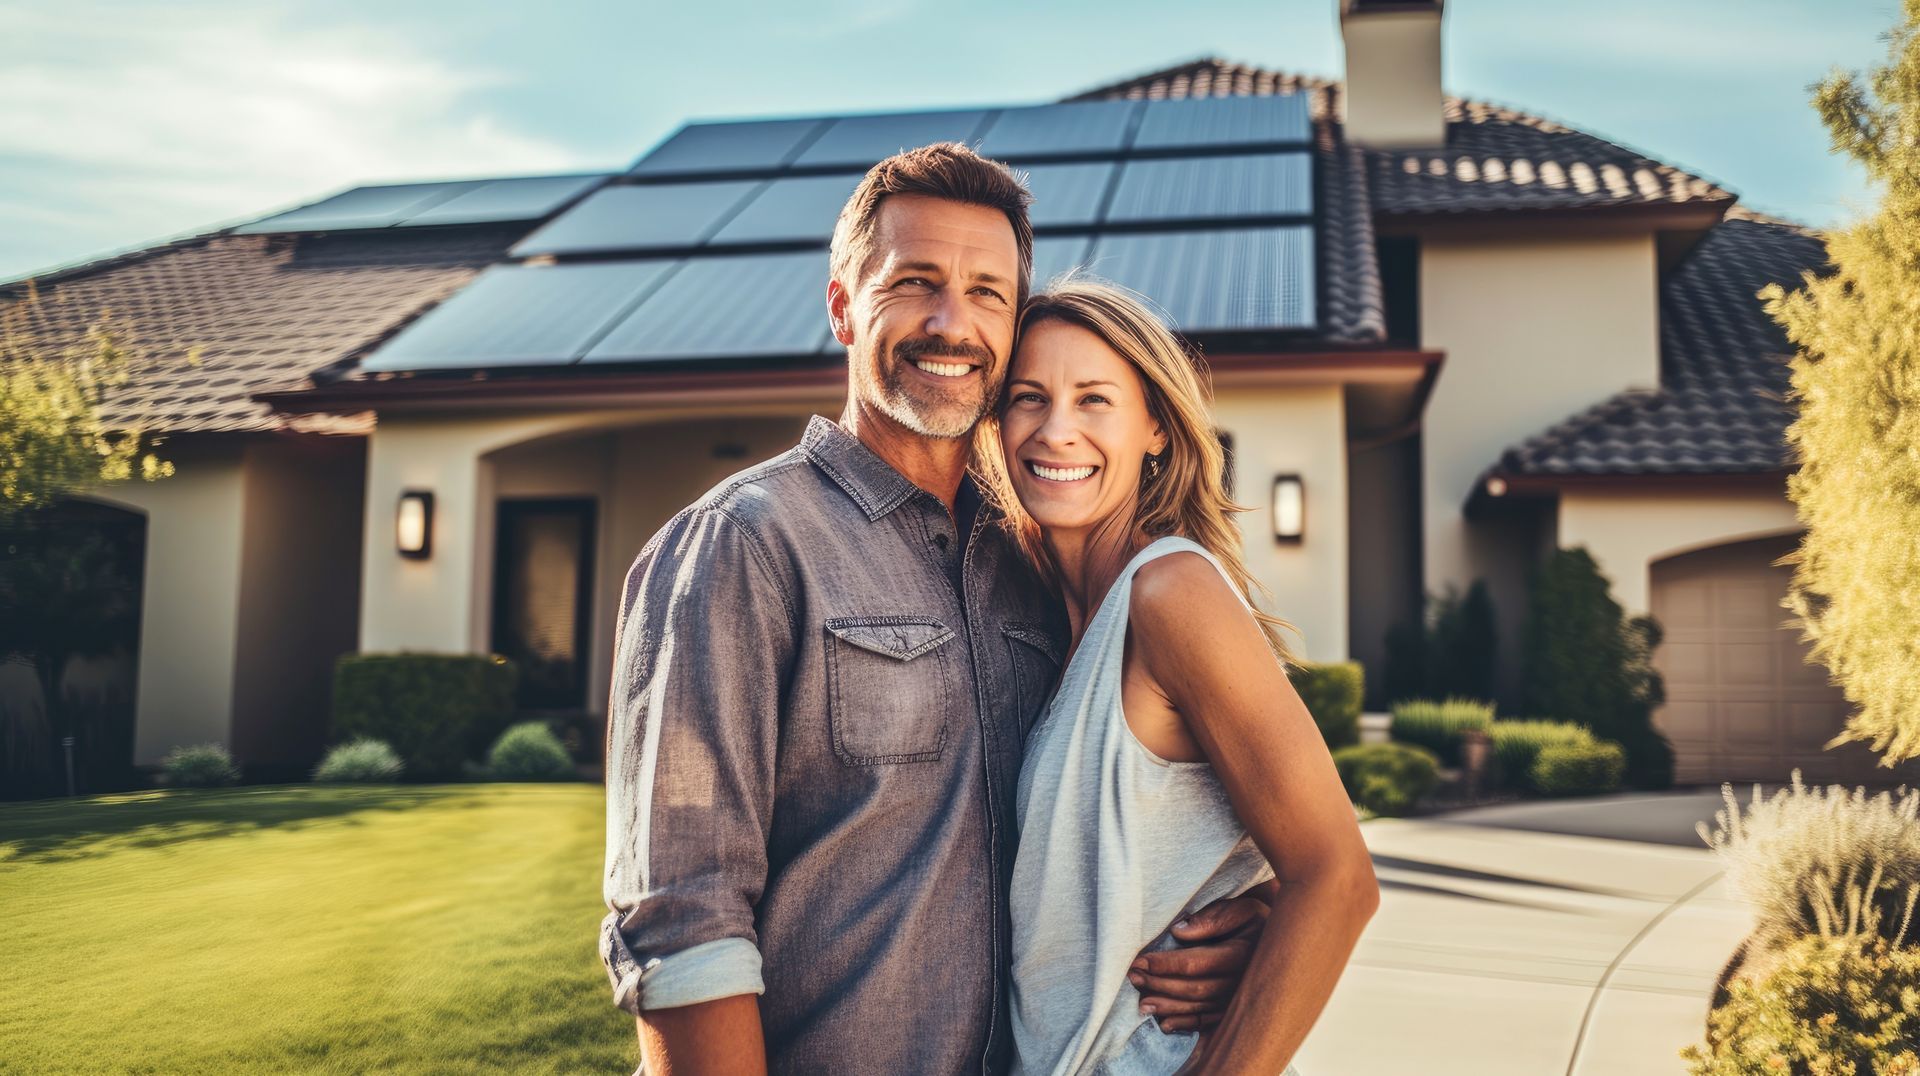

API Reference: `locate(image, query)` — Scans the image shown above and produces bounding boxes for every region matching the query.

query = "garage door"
[1652,533,1919,786]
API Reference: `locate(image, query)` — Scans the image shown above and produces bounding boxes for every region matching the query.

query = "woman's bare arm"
[1128,553,1380,1075]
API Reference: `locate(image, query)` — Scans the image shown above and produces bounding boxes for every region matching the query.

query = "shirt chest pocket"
[824,616,956,765]
[1002,623,1064,739]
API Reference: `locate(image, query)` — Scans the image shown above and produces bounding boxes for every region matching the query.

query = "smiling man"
[600,143,1270,1076]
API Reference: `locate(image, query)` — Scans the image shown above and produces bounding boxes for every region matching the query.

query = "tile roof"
[1490,215,1829,478]
[0,226,520,434]
[1070,58,1736,217]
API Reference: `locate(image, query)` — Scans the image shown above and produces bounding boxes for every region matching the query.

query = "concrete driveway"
[1294,791,1752,1075]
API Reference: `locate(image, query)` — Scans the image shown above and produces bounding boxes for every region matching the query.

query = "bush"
[160,743,238,788]
[1383,581,1498,705]
[1682,933,1919,1074]
[332,653,518,779]
[1389,697,1493,767]
[1697,774,1920,947]
[1289,662,1364,749]
[486,722,576,782]
[1530,740,1625,797]
[1332,742,1439,818]
[1521,547,1674,790]
[312,738,405,783]
[1486,720,1596,793]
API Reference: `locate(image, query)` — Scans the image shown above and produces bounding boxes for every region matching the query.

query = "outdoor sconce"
[396,490,434,559]
[1272,474,1305,543]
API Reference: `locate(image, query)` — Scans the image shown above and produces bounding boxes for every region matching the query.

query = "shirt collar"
[801,415,925,521]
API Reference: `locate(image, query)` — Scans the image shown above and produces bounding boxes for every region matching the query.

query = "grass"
[0,783,633,1074]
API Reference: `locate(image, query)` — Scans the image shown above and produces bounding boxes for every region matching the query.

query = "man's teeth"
[1030,463,1097,482]
[914,360,972,378]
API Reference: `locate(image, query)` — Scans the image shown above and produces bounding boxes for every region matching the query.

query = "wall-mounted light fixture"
[397,490,434,559]
[1272,474,1305,543]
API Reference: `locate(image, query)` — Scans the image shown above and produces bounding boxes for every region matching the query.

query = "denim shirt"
[601,416,1067,1075]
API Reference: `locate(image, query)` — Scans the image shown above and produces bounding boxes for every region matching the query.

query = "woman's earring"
[1145,453,1162,481]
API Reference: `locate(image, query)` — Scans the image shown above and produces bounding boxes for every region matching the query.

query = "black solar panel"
[1106,153,1312,223]
[510,181,762,256]
[1085,227,1316,332]
[361,261,675,371]
[1030,236,1095,291]
[233,181,486,234]
[1021,162,1116,229]
[1132,93,1312,150]
[397,174,608,226]
[630,117,830,177]
[708,173,861,245]
[792,109,994,168]
[974,100,1141,159]
[584,251,832,362]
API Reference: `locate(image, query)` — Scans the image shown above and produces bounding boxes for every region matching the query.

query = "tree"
[1522,547,1674,790]
[0,285,179,522]
[1763,0,1920,766]
[1382,581,1498,706]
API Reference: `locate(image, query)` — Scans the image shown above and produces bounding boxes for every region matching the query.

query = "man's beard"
[863,336,999,440]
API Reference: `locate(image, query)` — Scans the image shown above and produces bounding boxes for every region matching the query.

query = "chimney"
[1339,0,1447,149]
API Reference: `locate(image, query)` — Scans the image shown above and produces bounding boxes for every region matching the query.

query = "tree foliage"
[0,285,180,522]
[1764,0,1920,765]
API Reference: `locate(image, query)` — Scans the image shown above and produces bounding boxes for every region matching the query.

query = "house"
[5,0,1906,790]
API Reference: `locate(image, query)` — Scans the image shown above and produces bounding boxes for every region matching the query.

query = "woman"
[978,280,1379,1075]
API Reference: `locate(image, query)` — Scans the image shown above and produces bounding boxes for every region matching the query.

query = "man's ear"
[826,279,854,345]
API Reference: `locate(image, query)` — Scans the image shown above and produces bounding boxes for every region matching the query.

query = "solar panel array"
[234,174,608,234]
[362,94,1318,373]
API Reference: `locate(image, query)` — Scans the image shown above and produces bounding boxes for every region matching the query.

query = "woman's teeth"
[1029,463,1097,482]
[914,360,972,378]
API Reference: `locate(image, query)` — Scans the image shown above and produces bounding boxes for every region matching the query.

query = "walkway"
[1295,791,1751,1074]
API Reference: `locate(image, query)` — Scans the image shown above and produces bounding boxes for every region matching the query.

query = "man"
[601,143,1272,1075]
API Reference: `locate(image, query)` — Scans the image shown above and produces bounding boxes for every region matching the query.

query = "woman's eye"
[1081,394,1111,406]
[1012,392,1045,405]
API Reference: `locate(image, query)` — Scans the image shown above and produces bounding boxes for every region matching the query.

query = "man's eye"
[894,277,933,290]
[972,286,1007,303]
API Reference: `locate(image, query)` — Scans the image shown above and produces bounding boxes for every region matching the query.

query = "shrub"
[1697,774,1920,947]
[1289,662,1364,749]
[1530,740,1625,797]
[1388,697,1492,767]
[332,653,518,779]
[1383,581,1498,705]
[1486,720,1596,793]
[1681,933,1920,1074]
[160,743,238,788]
[486,722,576,782]
[1521,547,1674,790]
[1332,742,1439,818]
[312,738,404,783]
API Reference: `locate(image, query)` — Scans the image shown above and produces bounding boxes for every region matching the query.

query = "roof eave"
[1465,466,1792,514]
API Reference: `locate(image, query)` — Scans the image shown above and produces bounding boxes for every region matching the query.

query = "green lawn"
[0,783,635,1074]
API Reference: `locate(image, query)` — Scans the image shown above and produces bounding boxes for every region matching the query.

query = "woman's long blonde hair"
[974,277,1304,668]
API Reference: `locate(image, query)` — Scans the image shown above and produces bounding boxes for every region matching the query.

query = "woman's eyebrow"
[1075,379,1121,389]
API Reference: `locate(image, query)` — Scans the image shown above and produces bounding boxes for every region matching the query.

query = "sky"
[0,0,1902,283]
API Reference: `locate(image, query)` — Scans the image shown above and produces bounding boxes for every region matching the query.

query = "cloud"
[0,2,595,279]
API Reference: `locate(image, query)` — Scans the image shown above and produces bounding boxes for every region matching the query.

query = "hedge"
[1332,742,1439,818]
[332,653,518,779]
[1530,740,1626,797]
[1388,697,1493,767]
[1289,662,1365,749]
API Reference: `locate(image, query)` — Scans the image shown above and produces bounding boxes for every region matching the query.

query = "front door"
[491,499,595,711]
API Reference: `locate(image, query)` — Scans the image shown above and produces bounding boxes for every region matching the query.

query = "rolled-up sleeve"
[600,502,794,1015]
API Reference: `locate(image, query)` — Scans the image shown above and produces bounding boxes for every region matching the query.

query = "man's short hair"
[829,142,1035,307]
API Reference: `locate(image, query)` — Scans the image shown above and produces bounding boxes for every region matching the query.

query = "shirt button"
[934,533,951,549]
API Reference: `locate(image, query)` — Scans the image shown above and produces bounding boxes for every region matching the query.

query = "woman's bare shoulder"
[1129,549,1253,641]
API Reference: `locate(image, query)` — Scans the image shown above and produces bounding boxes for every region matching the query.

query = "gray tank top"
[1008,537,1298,1076]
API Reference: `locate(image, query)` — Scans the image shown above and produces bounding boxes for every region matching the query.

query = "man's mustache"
[893,337,994,367]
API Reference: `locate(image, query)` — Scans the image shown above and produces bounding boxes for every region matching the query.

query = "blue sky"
[0,0,1900,282]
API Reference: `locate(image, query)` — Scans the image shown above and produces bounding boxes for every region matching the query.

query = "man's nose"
[921,286,969,341]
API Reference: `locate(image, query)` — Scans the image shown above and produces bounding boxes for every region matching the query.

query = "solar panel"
[630,117,830,177]
[708,173,861,245]
[361,261,675,371]
[1132,94,1312,150]
[1021,162,1115,229]
[791,109,993,168]
[1105,153,1312,223]
[583,251,832,362]
[510,181,762,256]
[396,174,608,226]
[1084,227,1315,333]
[973,100,1141,159]
[1030,236,1094,290]
[233,181,486,233]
